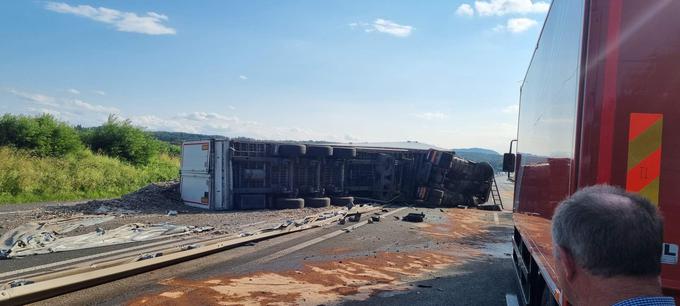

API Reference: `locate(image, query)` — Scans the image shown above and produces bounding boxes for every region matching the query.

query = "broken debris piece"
[9,279,34,288]
[138,252,164,261]
[402,213,425,223]
[347,213,362,222]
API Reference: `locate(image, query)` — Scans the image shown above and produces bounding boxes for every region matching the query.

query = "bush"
[0,114,83,157]
[0,146,180,204]
[158,142,181,157]
[82,115,161,166]
[0,113,183,204]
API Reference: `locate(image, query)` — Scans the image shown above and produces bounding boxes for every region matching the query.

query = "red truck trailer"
[505,0,680,305]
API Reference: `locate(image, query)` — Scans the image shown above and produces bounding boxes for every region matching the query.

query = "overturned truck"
[180,139,495,210]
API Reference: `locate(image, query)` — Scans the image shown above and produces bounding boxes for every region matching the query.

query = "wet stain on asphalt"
[127,209,512,306]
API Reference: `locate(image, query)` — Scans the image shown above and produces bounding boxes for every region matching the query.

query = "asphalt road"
[27,205,518,306]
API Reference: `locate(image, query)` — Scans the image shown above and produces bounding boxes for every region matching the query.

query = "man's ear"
[557,246,577,282]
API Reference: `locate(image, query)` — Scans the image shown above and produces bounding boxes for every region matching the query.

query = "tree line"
[0,113,179,166]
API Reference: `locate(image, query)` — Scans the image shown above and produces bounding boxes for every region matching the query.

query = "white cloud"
[45,2,176,35]
[67,88,80,94]
[93,90,107,96]
[68,99,120,114]
[372,19,413,37]
[474,0,550,16]
[5,88,119,117]
[175,112,237,122]
[502,104,519,113]
[350,19,414,37]
[507,18,538,32]
[493,18,538,33]
[456,4,475,16]
[132,113,253,135]
[130,112,351,142]
[239,75,248,80]
[26,107,62,117]
[6,89,58,106]
[227,105,236,110]
[130,115,197,133]
[415,112,448,120]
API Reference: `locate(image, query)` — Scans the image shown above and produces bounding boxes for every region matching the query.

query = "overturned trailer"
[180,139,494,210]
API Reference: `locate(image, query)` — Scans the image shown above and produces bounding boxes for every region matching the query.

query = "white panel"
[181,141,211,173]
[181,173,211,209]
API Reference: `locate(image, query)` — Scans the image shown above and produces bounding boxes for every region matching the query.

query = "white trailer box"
[180,139,232,210]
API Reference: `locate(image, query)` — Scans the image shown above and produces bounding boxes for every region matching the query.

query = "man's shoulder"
[613,296,676,306]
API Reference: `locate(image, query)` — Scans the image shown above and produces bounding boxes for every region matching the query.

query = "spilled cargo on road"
[180,139,495,210]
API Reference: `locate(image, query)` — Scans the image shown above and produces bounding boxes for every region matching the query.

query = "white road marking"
[494,212,499,225]
[506,293,520,306]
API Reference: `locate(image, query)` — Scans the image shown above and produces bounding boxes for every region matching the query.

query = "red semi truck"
[506,0,680,305]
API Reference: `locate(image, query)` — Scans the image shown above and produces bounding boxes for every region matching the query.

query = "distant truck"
[504,0,680,305]
[180,139,494,210]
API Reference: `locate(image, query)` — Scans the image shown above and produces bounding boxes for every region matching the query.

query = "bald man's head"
[552,185,663,277]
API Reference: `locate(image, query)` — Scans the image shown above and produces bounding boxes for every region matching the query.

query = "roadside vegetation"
[0,114,179,204]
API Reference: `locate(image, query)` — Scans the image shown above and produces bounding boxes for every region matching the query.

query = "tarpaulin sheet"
[0,216,191,258]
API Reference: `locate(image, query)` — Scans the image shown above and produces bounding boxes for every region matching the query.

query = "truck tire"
[475,162,495,181]
[331,196,354,206]
[306,145,333,158]
[275,198,304,209]
[277,144,306,157]
[332,147,356,159]
[305,197,331,208]
[438,152,454,169]
[427,189,445,206]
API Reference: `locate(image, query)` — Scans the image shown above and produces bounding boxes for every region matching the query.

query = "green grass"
[0,146,179,204]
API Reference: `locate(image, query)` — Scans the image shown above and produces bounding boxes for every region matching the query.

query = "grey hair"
[551,185,663,277]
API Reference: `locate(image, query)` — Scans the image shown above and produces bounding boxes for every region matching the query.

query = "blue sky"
[0,0,549,152]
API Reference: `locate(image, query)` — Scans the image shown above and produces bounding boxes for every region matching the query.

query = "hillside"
[453,148,503,173]
[453,148,500,155]
[151,131,226,145]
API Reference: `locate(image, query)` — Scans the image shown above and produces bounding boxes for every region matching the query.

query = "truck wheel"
[305,197,331,208]
[438,152,454,169]
[474,162,495,181]
[306,146,333,158]
[277,144,306,157]
[275,198,305,209]
[332,147,357,159]
[331,196,354,206]
[427,189,445,206]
